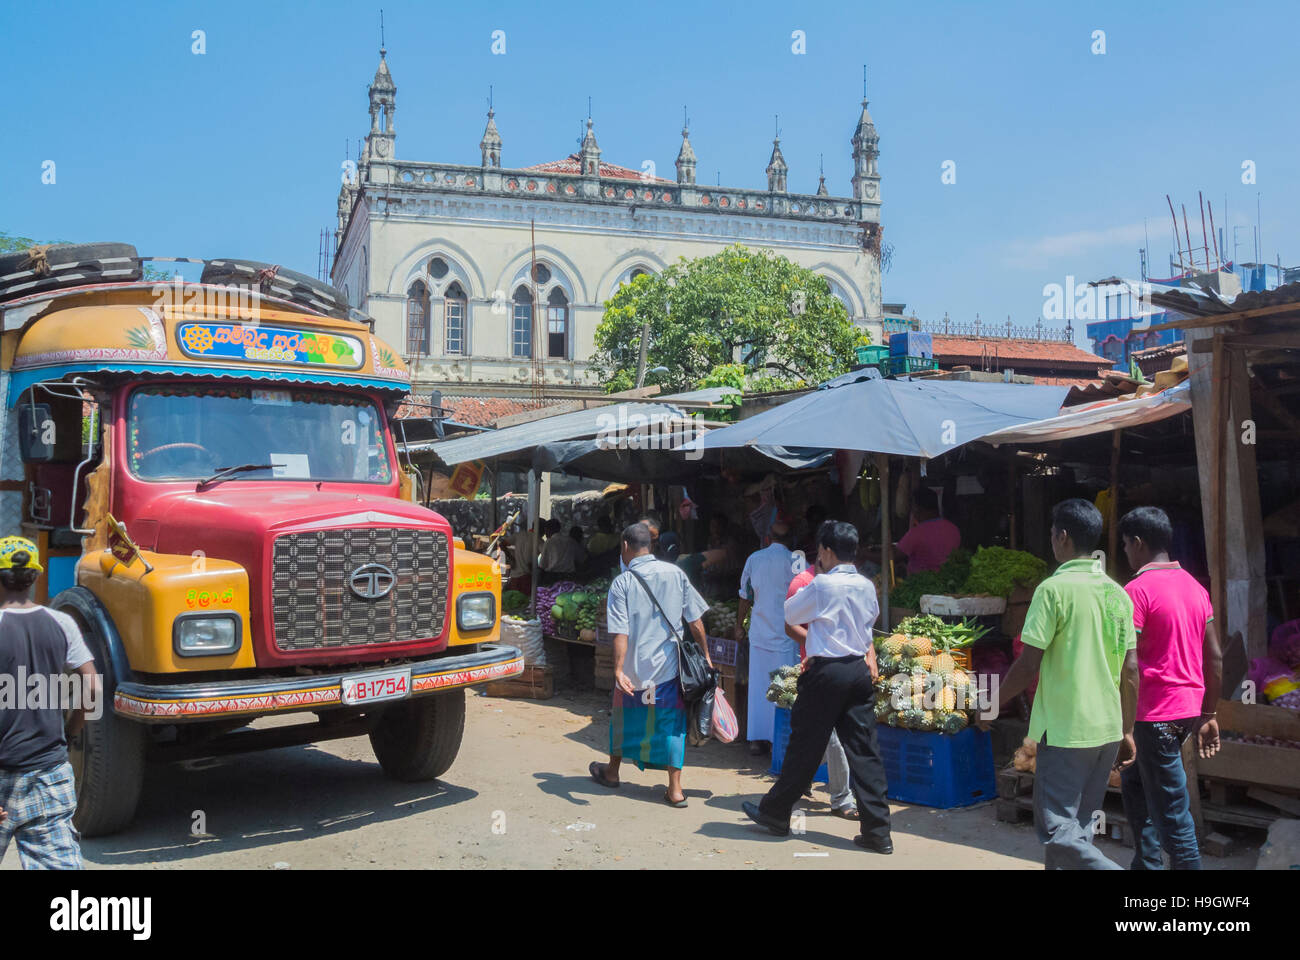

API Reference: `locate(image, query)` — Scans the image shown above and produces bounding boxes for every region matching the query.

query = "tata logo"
[349,562,395,600]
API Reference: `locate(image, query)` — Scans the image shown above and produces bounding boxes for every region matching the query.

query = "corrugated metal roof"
[426,401,693,465]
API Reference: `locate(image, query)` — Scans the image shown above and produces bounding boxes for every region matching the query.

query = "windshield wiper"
[196,463,285,489]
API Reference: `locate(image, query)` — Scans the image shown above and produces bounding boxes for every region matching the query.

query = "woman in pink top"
[1117,506,1223,871]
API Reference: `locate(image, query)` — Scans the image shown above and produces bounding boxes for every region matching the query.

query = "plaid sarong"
[609,677,687,772]
[0,761,83,869]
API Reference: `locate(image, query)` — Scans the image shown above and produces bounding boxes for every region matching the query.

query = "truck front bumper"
[113,643,525,722]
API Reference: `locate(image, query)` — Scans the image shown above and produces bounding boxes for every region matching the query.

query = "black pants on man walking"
[758,654,891,844]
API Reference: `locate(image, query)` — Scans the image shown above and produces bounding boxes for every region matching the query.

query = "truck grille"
[270,528,450,651]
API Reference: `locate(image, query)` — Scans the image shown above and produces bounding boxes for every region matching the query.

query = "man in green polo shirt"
[997,499,1139,870]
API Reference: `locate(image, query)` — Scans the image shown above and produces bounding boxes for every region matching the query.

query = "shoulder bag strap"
[626,565,683,645]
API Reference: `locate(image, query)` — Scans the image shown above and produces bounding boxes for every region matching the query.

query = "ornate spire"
[675,116,696,185]
[579,116,601,176]
[851,91,880,203]
[480,106,502,167]
[364,47,396,164]
[816,153,828,195]
[766,136,788,193]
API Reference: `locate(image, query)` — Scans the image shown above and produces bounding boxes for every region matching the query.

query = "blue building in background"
[1085,262,1293,371]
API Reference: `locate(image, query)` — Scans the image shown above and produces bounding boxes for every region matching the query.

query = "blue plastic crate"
[876,725,996,808]
[888,331,933,358]
[769,707,829,783]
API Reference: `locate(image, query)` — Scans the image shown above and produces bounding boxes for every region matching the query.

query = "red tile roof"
[524,154,673,183]
[441,395,547,427]
[931,335,1108,371]
[1033,376,1106,390]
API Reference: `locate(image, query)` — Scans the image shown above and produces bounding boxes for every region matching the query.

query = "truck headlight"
[456,592,496,632]
[174,614,241,657]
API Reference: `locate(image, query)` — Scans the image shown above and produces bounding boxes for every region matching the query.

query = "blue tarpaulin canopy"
[682,377,1071,458]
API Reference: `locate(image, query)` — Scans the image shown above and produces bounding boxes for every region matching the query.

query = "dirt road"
[3,688,1258,869]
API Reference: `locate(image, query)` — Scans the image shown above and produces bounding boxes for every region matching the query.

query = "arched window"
[630,267,648,281]
[546,287,569,359]
[444,281,467,356]
[511,286,533,359]
[406,280,430,356]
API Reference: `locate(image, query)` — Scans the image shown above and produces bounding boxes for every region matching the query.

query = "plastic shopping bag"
[710,685,739,744]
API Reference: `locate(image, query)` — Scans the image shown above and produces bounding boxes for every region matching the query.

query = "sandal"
[589,761,620,788]
[832,807,860,820]
[663,791,688,808]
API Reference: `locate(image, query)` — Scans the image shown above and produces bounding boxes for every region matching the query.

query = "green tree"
[591,244,858,393]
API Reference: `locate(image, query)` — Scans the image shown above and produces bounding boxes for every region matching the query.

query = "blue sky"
[3,0,1296,343]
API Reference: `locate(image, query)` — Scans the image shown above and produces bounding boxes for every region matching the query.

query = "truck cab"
[0,245,522,836]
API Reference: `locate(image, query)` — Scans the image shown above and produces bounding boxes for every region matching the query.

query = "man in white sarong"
[736,521,797,755]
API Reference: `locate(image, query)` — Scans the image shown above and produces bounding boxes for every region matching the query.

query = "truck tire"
[65,612,147,837]
[0,241,141,302]
[369,690,465,782]
[199,259,350,320]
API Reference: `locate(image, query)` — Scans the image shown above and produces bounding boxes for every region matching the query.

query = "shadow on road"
[533,770,713,809]
[84,742,477,866]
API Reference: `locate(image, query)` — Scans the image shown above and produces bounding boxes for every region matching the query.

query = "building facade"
[331,50,885,398]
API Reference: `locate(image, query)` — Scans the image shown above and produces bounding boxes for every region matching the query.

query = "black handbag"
[627,566,717,702]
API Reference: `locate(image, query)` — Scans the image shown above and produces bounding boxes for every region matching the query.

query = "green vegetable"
[962,546,1047,598]
[892,548,971,608]
[551,604,564,620]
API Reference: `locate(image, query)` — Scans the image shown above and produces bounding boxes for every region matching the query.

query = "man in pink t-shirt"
[1117,506,1223,871]
[895,488,960,574]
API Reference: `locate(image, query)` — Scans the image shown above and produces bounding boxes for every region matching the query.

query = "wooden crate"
[483,664,554,700]
[1199,699,1300,793]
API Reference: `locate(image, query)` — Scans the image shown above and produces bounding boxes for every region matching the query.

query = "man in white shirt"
[736,521,797,754]
[537,519,577,581]
[742,521,894,854]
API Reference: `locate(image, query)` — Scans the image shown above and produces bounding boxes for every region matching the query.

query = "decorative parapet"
[371,160,877,227]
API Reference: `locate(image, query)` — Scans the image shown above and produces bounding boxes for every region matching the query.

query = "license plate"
[341,668,411,706]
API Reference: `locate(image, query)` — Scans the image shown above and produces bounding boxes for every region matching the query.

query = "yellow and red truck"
[0,243,522,835]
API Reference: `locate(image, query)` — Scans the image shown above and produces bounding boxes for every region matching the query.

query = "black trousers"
[759,654,891,843]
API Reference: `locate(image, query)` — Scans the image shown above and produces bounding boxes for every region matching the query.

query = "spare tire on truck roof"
[199,259,350,320]
[0,241,141,302]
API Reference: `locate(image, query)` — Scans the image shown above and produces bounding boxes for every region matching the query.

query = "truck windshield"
[127,384,393,483]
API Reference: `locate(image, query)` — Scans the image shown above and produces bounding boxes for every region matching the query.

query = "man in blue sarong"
[589,522,711,807]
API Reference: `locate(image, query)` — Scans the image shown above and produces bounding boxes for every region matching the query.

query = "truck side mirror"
[17,403,55,462]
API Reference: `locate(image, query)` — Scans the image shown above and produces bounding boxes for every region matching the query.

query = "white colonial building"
[332,49,884,399]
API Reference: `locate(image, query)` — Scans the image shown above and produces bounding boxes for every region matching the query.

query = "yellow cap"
[0,536,43,573]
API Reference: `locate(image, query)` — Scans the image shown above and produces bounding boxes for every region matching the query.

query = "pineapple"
[902,635,933,658]
[910,674,926,697]
[881,634,907,657]
[938,710,969,735]
[932,652,957,678]
[912,654,935,672]
[939,685,958,711]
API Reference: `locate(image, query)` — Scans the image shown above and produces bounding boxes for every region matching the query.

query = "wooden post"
[528,468,541,618]
[1107,428,1121,576]
[1007,452,1017,550]
[1211,334,1226,629]
[878,452,891,632]
[1187,327,1268,680]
